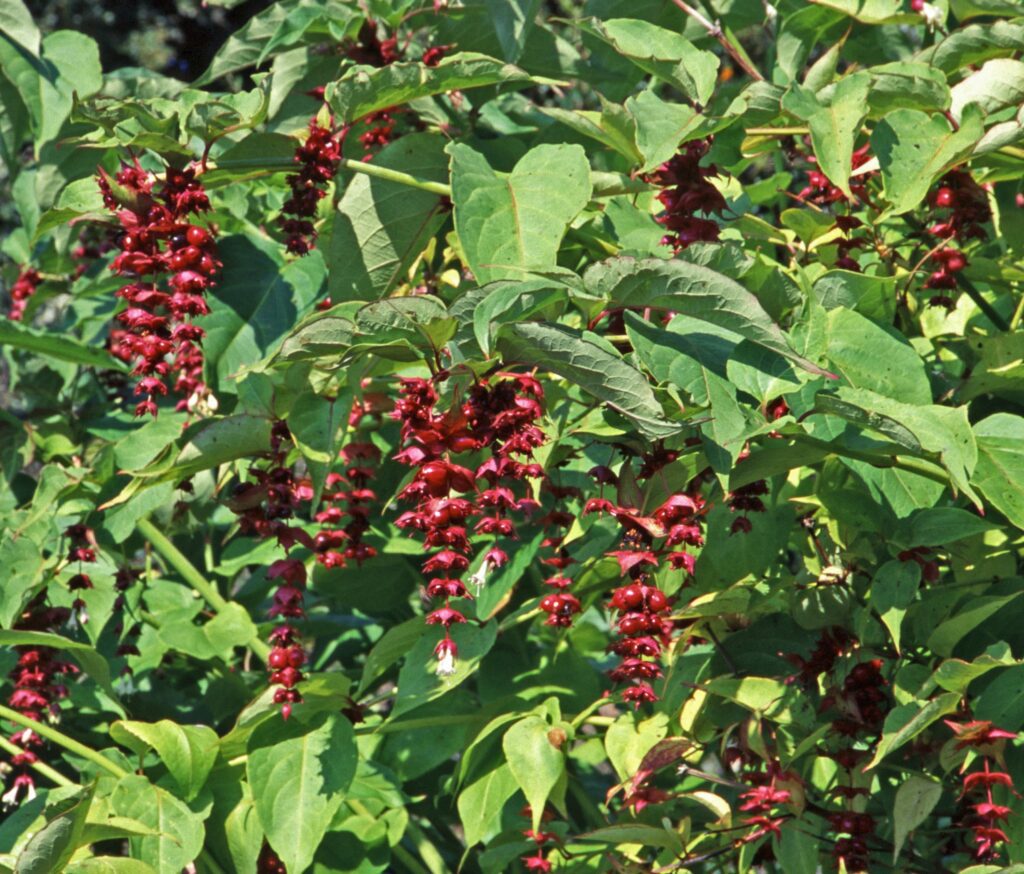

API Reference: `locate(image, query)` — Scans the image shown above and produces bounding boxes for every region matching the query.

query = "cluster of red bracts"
[784,629,886,872]
[392,373,547,677]
[722,747,801,850]
[279,118,343,255]
[921,170,991,309]
[947,719,1018,860]
[519,805,557,872]
[314,441,380,569]
[6,267,41,321]
[582,489,705,708]
[2,597,76,809]
[98,159,219,416]
[648,138,725,252]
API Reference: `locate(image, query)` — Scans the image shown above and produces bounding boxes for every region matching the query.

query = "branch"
[670,0,765,82]
[137,517,271,662]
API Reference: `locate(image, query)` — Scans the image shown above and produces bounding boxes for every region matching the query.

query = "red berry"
[268,649,289,669]
[933,187,954,208]
[187,225,211,246]
[419,461,449,496]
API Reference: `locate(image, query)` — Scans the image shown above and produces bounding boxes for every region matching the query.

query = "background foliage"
[3,0,1024,872]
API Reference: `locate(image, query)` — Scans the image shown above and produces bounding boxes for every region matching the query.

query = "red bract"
[6,267,41,321]
[2,596,76,808]
[279,117,344,255]
[98,159,220,416]
[647,138,724,251]
[393,372,549,675]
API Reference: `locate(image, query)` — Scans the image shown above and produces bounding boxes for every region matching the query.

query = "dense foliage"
[3,0,1024,872]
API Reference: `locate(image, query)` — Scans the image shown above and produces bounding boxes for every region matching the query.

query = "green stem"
[137,518,271,661]
[0,704,126,779]
[791,434,950,485]
[1010,291,1024,332]
[392,845,432,874]
[339,158,451,196]
[0,733,75,787]
[403,819,453,874]
[957,274,1011,331]
[206,156,453,197]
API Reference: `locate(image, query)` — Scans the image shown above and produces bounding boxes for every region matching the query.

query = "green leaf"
[0,535,48,629]
[582,256,831,376]
[357,618,426,696]
[14,786,93,874]
[809,0,910,23]
[0,319,123,371]
[927,592,1023,658]
[109,720,219,801]
[950,57,1024,123]
[933,643,1020,694]
[864,62,951,116]
[123,414,274,482]
[0,630,118,701]
[972,413,1024,530]
[624,312,751,470]
[818,386,978,503]
[329,133,449,302]
[973,663,1024,731]
[896,507,996,548]
[193,3,291,84]
[871,107,984,215]
[247,711,358,874]
[326,52,540,123]
[704,676,812,724]
[814,270,897,322]
[458,763,518,847]
[448,142,591,283]
[392,622,497,718]
[807,73,871,199]
[920,20,1024,72]
[471,281,567,357]
[109,776,205,874]
[625,88,702,172]
[0,0,40,54]
[865,692,961,769]
[203,236,324,392]
[157,602,259,662]
[65,859,158,874]
[870,560,921,652]
[495,321,678,438]
[485,0,541,62]
[502,715,565,832]
[893,776,943,862]
[579,18,719,104]
[604,712,669,782]
[776,820,820,874]
[825,301,931,402]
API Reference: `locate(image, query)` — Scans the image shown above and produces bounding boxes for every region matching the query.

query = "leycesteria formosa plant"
[2,1,1024,872]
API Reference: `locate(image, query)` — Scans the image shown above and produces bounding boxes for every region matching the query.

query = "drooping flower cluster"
[785,629,887,872]
[583,465,706,709]
[6,267,41,321]
[98,159,220,416]
[279,117,344,256]
[921,170,991,309]
[2,596,76,808]
[64,523,98,625]
[947,719,1018,861]
[648,138,725,252]
[392,373,547,677]
[314,436,381,570]
[229,421,316,717]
